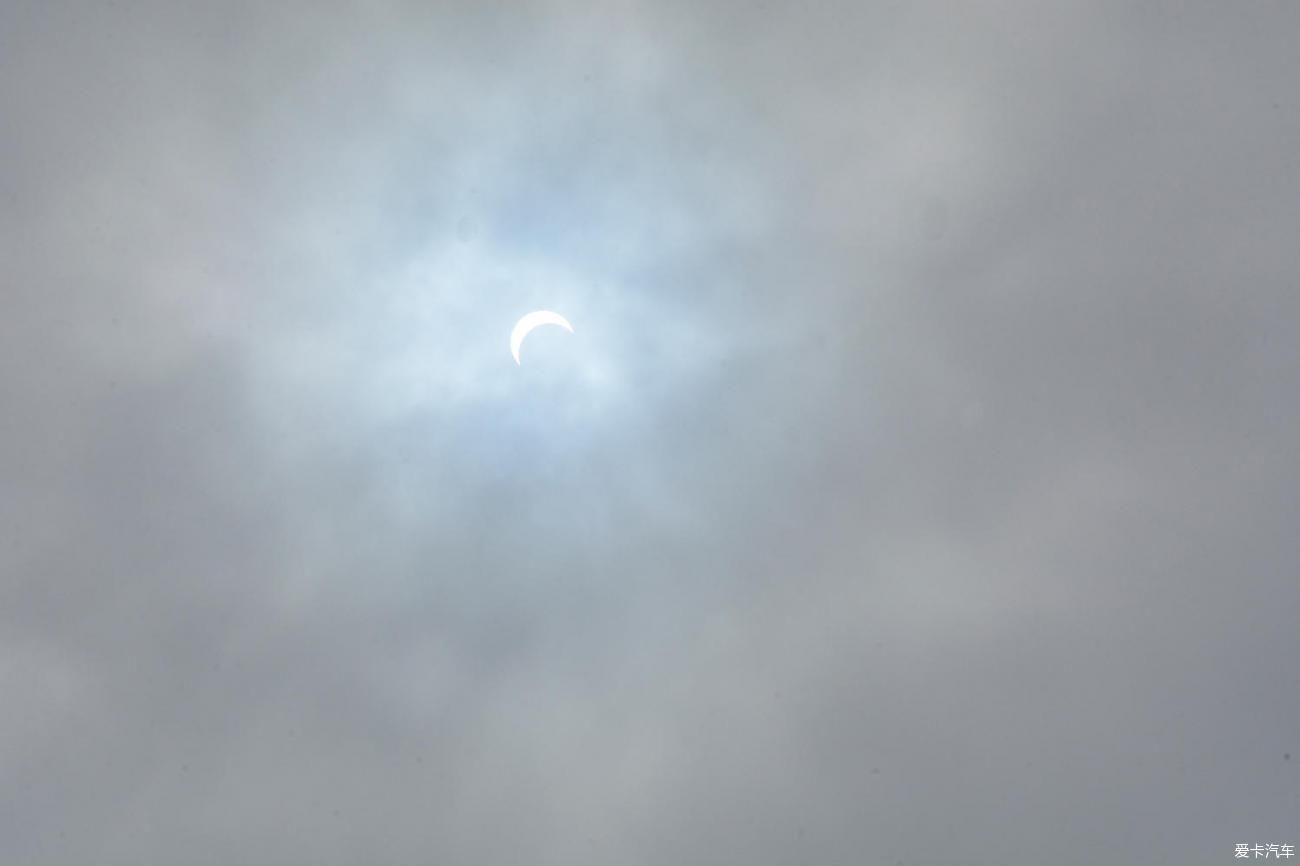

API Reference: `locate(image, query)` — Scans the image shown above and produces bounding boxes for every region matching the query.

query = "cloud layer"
[2,2,1297,863]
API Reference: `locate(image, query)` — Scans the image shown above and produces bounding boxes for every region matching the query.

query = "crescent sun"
[510,310,574,365]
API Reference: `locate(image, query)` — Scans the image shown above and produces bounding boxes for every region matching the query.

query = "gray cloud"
[2,1,1297,863]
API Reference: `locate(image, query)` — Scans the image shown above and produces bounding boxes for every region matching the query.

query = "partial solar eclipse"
[510,311,574,365]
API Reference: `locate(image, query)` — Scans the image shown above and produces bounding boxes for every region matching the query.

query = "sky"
[1,2,1298,863]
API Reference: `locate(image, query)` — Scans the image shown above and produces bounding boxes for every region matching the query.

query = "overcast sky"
[2,2,1297,864]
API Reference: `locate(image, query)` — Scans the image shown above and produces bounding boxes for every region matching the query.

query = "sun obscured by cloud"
[1,1,1297,864]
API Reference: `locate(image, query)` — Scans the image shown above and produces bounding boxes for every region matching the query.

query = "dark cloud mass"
[2,1,1298,863]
